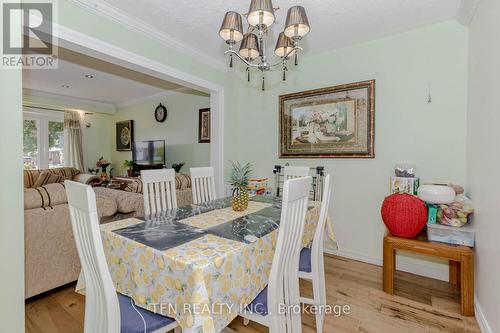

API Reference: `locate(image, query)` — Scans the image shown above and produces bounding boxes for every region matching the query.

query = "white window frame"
[23,107,64,169]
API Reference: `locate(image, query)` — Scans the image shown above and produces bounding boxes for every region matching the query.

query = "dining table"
[76,195,333,333]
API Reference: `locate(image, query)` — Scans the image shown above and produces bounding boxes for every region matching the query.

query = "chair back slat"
[190,167,216,204]
[65,180,120,333]
[311,174,332,258]
[267,176,312,333]
[283,166,310,181]
[309,173,332,323]
[141,169,178,219]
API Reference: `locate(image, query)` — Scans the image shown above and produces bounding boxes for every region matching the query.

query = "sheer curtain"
[64,111,85,171]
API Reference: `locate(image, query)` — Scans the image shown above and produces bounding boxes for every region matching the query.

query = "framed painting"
[198,108,210,143]
[116,120,134,151]
[279,80,375,158]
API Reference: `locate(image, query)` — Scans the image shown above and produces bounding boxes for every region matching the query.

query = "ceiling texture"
[71,0,470,70]
[25,0,476,105]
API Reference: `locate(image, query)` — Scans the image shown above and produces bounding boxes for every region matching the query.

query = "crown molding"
[23,89,116,114]
[68,0,228,73]
[456,0,481,26]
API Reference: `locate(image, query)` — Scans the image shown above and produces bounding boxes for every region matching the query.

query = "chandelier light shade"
[239,33,260,60]
[218,0,310,90]
[274,32,295,58]
[247,0,276,27]
[219,11,244,43]
[284,5,310,38]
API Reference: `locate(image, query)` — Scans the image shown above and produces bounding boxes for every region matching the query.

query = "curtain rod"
[23,103,93,115]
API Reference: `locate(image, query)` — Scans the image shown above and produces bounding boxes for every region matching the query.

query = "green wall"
[83,112,114,171]
[112,93,210,175]
[0,69,24,330]
[231,20,468,276]
[467,0,500,330]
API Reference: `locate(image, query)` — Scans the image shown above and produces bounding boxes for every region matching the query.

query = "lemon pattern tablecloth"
[77,197,327,333]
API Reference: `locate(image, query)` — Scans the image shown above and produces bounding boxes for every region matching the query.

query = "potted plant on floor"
[229,161,252,212]
[123,160,134,177]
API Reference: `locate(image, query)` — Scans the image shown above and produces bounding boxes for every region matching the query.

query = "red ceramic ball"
[381,193,427,238]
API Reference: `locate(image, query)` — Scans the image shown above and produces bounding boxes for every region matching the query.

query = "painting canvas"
[279,80,375,158]
[116,120,134,151]
[199,108,210,143]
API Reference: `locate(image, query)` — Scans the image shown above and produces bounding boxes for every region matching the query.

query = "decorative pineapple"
[229,161,252,212]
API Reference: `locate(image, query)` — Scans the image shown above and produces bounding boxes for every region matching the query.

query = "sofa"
[24,167,145,298]
[113,173,193,207]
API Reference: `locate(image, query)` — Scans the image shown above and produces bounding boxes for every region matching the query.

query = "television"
[132,140,165,166]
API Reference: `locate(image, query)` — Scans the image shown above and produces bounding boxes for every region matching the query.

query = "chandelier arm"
[224,49,261,68]
[267,46,303,67]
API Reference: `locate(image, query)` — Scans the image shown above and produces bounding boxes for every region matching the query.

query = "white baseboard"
[474,297,493,333]
[325,248,449,281]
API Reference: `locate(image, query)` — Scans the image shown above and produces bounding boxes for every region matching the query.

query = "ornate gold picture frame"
[279,80,375,158]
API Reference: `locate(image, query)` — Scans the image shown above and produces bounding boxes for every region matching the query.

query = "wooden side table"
[383,232,474,316]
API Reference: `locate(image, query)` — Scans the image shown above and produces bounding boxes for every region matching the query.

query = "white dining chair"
[141,169,178,219]
[65,180,180,333]
[283,166,310,180]
[240,176,312,333]
[298,174,331,333]
[190,167,217,204]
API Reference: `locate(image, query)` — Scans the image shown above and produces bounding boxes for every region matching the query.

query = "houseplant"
[171,162,185,173]
[229,161,252,211]
[123,160,134,177]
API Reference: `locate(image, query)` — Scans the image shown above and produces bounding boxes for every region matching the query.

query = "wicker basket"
[381,193,427,238]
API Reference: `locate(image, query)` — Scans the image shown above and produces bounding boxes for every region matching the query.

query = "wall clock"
[155,103,167,122]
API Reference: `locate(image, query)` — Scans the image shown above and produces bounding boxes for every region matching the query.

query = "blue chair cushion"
[246,287,268,315]
[118,293,175,333]
[299,247,312,273]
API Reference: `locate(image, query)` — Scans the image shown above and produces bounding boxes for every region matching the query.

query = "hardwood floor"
[25,255,481,333]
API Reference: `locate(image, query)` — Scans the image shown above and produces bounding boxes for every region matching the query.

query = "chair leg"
[312,270,325,333]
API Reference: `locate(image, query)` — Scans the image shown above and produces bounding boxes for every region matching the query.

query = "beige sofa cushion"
[24,204,80,298]
[24,167,81,188]
[115,173,192,194]
[24,182,139,214]
[93,187,144,216]
[24,183,68,209]
[96,195,118,218]
[32,171,67,188]
[175,173,191,190]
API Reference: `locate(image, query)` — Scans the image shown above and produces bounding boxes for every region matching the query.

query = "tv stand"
[133,164,165,176]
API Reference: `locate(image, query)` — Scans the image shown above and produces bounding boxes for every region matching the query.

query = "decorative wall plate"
[116,120,134,151]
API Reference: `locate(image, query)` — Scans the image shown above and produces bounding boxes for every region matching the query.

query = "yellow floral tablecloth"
[77,199,327,333]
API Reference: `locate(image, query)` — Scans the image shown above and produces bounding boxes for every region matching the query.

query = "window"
[23,108,65,170]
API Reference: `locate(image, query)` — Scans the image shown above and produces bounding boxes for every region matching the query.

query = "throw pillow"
[33,171,66,188]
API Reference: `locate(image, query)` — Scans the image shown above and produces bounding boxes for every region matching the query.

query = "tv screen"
[132,140,165,166]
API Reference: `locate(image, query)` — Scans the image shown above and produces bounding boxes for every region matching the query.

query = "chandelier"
[218,0,310,91]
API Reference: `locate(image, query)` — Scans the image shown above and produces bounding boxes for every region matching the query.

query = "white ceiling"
[24,0,469,104]
[22,46,204,105]
[23,58,167,104]
[75,0,464,68]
